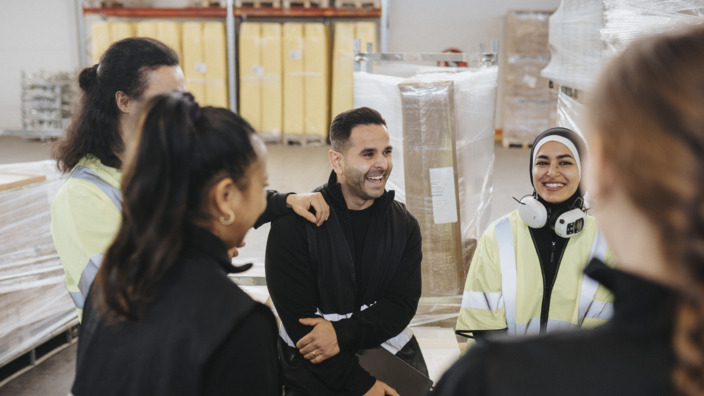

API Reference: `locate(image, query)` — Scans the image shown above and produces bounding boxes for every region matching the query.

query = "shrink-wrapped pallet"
[239,22,263,131]
[399,80,464,296]
[355,66,498,296]
[110,22,134,43]
[0,161,75,367]
[90,22,111,64]
[542,0,703,94]
[182,22,207,103]
[331,22,378,121]
[203,22,228,108]
[540,0,603,93]
[502,10,553,147]
[260,23,283,140]
[135,20,158,38]
[156,22,182,63]
[283,23,305,135]
[330,22,356,120]
[303,23,330,140]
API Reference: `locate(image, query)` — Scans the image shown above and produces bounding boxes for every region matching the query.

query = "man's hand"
[286,193,330,227]
[296,317,340,364]
[363,380,399,396]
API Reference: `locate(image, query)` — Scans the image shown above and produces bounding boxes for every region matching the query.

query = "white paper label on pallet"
[289,50,302,60]
[195,63,208,74]
[429,167,458,224]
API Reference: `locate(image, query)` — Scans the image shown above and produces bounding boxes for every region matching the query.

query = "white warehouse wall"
[0,0,560,130]
[0,0,80,130]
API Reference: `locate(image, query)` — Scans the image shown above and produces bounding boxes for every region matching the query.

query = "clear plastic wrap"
[556,87,588,137]
[0,161,76,366]
[502,10,554,146]
[22,71,77,131]
[602,0,704,57]
[542,0,704,92]
[540,0,604,92]
[354,66,498,296]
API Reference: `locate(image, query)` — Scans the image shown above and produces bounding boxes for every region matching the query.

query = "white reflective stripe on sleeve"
[579,229,608,324]
[74,253,103,309]
[461,291,504,311]
[71,165,123,211]
[495,216,518,336]
[278,304,412,353]
[69,291,85,309]
[584,301,614,321]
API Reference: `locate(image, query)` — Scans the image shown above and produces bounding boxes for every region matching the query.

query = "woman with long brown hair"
[433,24,704,395]
[51,37,328,320]
[72,91,281,395]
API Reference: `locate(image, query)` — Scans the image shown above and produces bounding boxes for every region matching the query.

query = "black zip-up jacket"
[434,259,676,396]
[73,225,280,396]
[265,171,423,395]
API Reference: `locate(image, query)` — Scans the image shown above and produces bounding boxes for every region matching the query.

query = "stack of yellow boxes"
[89,20,228,108]
[239,22,284,141]
[330,21,376,121]
[90,19,377,144]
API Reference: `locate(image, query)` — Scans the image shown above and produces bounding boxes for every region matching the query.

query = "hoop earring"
[219,210,235,226]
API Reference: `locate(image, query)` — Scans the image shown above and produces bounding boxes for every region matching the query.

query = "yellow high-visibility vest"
[50,155,122,321]
[457,210,615,337]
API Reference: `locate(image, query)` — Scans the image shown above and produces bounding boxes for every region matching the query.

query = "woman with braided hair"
[433,24,704,396]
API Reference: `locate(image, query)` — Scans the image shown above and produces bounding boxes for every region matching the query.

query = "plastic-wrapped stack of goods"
[0,161,75,367]
[90,20,229,108]
[330,21,377,121]
[354,65,498,296]
[501,10,553,147]
[21,71,77,132]
[542,0,704,135]
[239,22,283,142]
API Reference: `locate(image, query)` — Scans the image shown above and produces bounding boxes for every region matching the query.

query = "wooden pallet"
[283,0,330,9]
[258,131,283,144]
[235,0,282,7]
[283,133,327,146]
[335,0,380,9]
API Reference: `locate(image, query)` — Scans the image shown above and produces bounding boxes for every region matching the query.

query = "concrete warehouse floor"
[0,135,531,395]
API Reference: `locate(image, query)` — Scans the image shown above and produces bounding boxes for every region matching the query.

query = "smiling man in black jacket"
[265,107,427,396]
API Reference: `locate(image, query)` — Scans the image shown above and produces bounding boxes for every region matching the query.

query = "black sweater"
[433,259,677,396]
[265,171,423,395]
[72,225,280,396]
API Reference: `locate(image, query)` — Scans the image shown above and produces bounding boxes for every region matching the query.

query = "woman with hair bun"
[434,24,704,396]
[72,92,281,395]
[51,38,328,320]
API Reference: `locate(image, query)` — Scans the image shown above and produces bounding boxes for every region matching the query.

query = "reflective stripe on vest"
[496,217,519,335]
[495,217,611,336]
[279,304,413,355]
[67,166,123,309]
[71,165,123,211]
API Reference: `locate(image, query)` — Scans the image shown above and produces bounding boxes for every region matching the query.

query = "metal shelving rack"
[76,0,388,114]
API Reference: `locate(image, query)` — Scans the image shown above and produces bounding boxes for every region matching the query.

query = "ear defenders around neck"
[517,195,586,238]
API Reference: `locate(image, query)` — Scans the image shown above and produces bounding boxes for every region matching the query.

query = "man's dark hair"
[329,107,387,152]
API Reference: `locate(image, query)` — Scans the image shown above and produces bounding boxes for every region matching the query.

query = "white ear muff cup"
[518,196,548,229]
[554,208,587,238]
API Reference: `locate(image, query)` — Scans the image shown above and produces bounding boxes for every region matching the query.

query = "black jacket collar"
[183,224,252,274]
[585,259,677,337]
[319,170,395,212]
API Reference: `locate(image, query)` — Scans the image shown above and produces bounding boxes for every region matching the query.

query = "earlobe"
[213,177,241,220]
